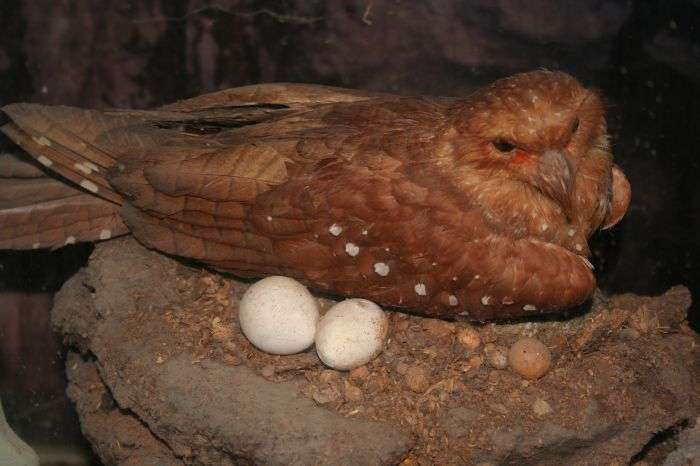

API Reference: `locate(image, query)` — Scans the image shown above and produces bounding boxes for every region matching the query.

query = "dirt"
[52,237,700,465]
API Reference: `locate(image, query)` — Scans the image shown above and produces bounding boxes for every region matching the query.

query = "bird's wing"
[0,83,389,250]
[0,152,127,250]
[114,96,449,275]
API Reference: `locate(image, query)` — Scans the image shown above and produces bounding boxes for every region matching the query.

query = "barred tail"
[0,102,132,249]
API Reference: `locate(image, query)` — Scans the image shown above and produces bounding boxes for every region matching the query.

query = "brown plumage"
[0,71,630,319]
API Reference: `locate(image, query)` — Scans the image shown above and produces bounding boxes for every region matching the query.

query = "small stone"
[508,338,552,380]
[319,369,339,385]
[261,365,275,378]
[366,375,390,393]
[532,398,552,417]
[312,386,340,404]
[348,365,370,381]
[343,381,363,402]
[395,361,410,375]
[422,318,455,338]
[222,353,241,365]
[404,365,431,393]
[485,345,509,370]
[462,355,483,372]
[457,327,482,351]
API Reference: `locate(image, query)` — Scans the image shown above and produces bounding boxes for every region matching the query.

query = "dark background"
[0,0,697,462]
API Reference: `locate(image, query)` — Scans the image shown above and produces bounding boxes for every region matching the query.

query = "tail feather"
[0,177,80,209]
[0,151,46,178]
[1,120,124,205]
[0,149,128,250]
[0,188,128,250]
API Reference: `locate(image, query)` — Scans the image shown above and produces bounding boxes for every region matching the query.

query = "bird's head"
[451,70,609,220]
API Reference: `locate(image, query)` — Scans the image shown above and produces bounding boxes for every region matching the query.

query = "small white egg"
[239,276,319,355]
[315,298,389,371]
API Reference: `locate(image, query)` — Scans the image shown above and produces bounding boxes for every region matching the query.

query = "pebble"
[260,365,275,378]
[457,327,482,351]
[508,337,552,380]
[462,355,483,372]
[395,361,410,375]
[343,381,363,402]
[366,375,390,393]
[318,369,339,385]
[532,398,553,417]
[404,365,431,393]
[348,365,370,381]
[485,345,509,370]
[422,319,456,338]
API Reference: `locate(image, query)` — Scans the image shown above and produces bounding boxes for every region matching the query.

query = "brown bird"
[0,71,630,320]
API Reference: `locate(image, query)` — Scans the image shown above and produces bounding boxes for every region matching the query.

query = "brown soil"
[52,238,700,465]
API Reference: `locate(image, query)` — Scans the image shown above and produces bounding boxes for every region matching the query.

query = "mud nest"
[52,238,699,465]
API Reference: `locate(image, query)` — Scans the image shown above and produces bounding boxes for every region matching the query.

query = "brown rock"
[343,381,363,402]
[485,345,509,370]
[404,365,431,393]
[348,365,370,382]
[422,319,456,339]
[457,327,482,351]
[508,338,552,380]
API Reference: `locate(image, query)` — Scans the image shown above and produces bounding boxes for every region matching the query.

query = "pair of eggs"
[238,276,389,370]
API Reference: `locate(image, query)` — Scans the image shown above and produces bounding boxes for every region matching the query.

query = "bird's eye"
[492,139,515,153]
[571,117,580,134]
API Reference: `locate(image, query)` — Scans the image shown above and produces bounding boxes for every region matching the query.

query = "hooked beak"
[536,150,575,219]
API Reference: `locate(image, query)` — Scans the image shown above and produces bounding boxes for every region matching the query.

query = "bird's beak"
[536,150,575,219]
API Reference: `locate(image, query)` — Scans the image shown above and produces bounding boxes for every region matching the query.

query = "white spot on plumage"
[481,295,492,306]
[448,295,458,306]
[361,229,368,235]
[474,275,481,280]
[32,242,40,249]
[374,262,390,276]
[84,161,100,172]
[37,155,53,167]
[575,243,583,252]
[502,297,514,305]
[452,276,458,281]
[540,223,548,232]
[345,242,360,257]
[79,180,99,193]
[568,228,576,237]
[32,136,52,147]
[328,223,343,236]
[73,162,92,175]
[99,229,112,240]
[414,283,427,296]
[64,236,76,245]
[523,304,537,311]
[266,216,272,222]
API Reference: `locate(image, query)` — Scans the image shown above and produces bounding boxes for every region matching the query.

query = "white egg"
[315,298,389,371]
[239,276,319,355]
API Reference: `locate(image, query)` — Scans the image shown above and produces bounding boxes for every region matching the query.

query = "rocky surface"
[53,238,699,465]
